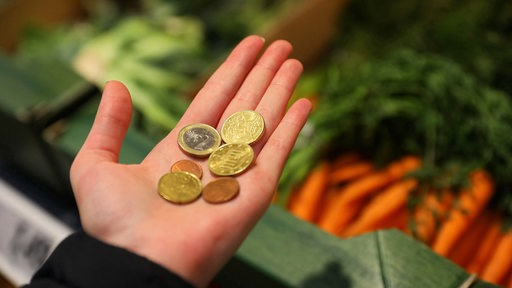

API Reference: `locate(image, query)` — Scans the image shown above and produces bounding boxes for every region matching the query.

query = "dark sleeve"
[23,231,195,288]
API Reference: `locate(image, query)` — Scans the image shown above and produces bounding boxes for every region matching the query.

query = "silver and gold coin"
[158,171,202,204]
[221,110,265,145]
[178,123,221,157]
[208,143,254,176]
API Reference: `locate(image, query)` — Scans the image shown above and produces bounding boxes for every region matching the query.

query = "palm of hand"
[70,36,311,287]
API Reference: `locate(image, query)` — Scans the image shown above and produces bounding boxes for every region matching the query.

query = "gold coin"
[203,177,240,204]
[170,159,203,179]
[178,123,221,157]
[158,171,202,204]
[221,110,265,144]
[208,143,254,176]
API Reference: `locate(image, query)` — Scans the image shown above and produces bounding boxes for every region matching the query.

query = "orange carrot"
[508,269,512,288]
[348,204,409,236]
[335,156,420,204]
[288,162,330,222]
[317,172,391,234]
[447,211,493,268]
[342,178,417,237]
[388,155,422,180]
[431,170,494,256]
[466,215,502,274]
[331,152,362,169]
[406,189,454,245]
[317,155,421,235]
[322,155,374,212]
[329,161,374,185]
[379,208,408,231]
[503,267,512,288]
[285,185,300,208]
[481,229,512,284]
[315,187,342,222]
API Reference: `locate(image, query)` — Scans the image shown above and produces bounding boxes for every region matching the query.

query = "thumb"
[72,81,133,171]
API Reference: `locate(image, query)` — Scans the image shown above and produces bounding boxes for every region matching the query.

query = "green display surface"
[216,206,496,288]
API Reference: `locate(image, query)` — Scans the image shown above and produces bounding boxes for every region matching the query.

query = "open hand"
[70,35,311,287]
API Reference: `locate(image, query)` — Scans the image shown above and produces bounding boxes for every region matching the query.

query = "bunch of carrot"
[286,153,512,287]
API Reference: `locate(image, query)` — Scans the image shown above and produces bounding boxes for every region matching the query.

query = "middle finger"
[218,39,293,126]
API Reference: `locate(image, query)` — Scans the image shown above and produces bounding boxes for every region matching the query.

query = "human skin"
[69,35,312,287]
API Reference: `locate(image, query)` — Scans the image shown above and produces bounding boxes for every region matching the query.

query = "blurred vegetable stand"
[280,1,512,287]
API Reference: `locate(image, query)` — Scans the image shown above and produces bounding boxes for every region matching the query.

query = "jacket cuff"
[27,231,194,288]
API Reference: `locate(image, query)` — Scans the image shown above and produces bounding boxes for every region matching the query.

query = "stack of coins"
[158,110,265,204]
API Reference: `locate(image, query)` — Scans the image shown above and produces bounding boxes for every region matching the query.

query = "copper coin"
[202,177,240,204]
[170,159,203,179]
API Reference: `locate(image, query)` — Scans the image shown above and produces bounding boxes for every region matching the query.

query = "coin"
[208,143,254,176]
[178,123,221,157]
[158,171,202,204]
[170,159,203,179]
[221,110,265,145]
[203,177,240,204]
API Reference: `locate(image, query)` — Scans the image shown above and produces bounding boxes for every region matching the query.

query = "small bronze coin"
[178,123,221,157]
[170,159,203,179]
[202,177,240,204]
[158,171,202,204]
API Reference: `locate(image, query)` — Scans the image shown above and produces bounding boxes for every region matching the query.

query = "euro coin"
[221,110,265,145]
[178,123,221,157]
[158,171,202,204]
[208,143,254,176]
[203,177,240,204]
[170,159,203,179]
